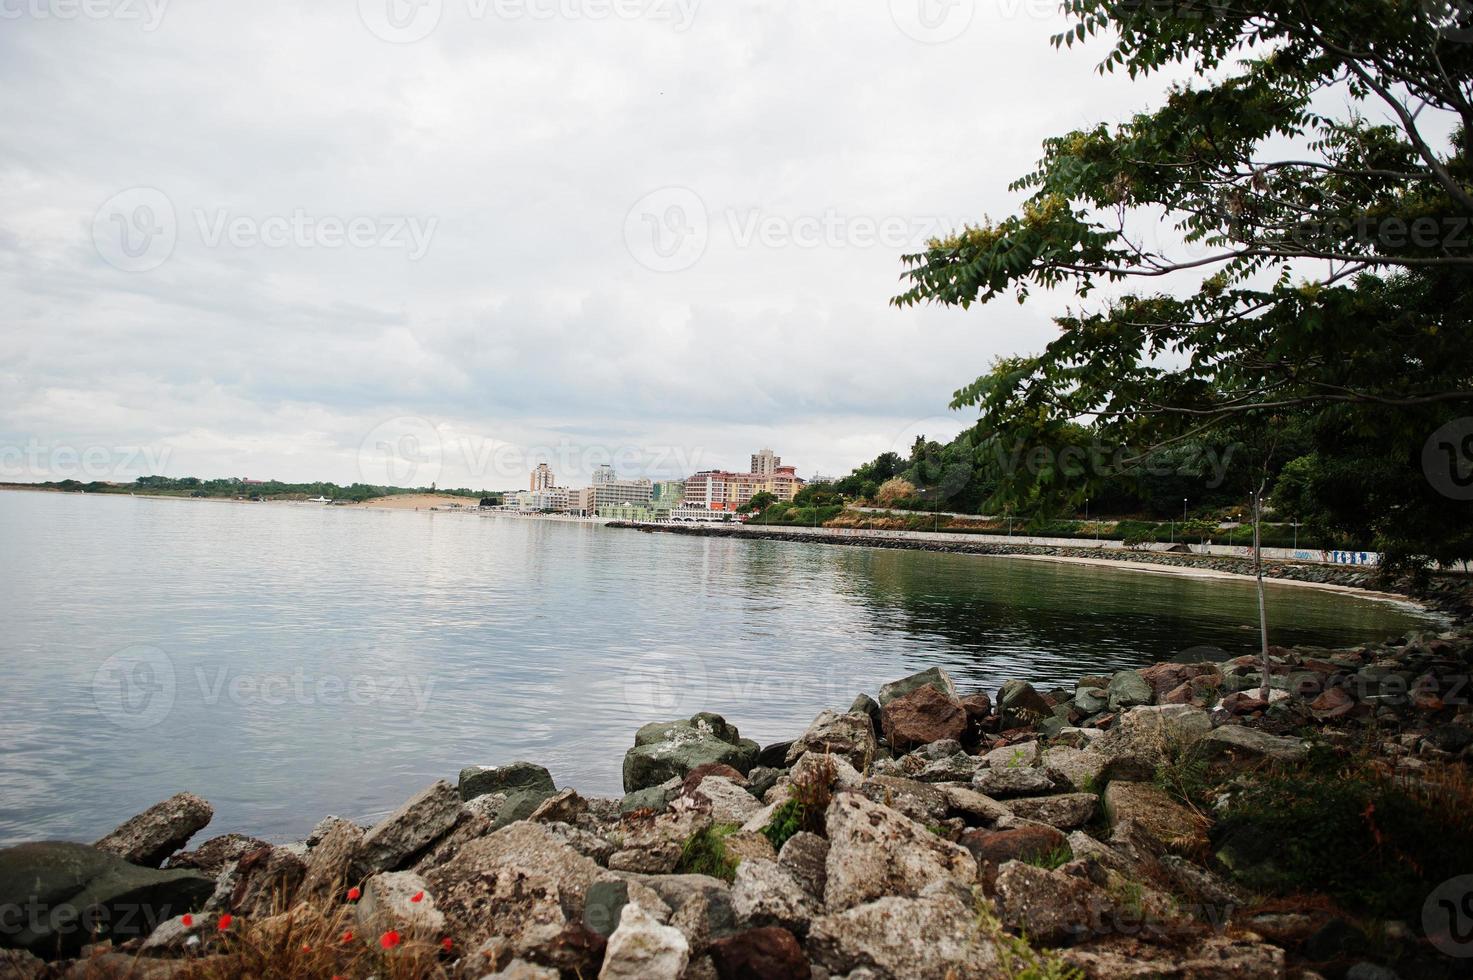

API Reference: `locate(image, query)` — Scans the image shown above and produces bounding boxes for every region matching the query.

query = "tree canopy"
[894,0,1473,571]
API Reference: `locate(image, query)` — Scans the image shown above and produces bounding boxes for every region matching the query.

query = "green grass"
[676,823,742,881]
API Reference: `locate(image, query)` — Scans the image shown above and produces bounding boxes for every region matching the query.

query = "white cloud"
[0,0,1178,487]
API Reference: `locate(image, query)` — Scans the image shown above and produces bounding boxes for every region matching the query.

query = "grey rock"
[972,767,1055,799]
[355,780,462,875]
[1041,746,1106,793]
[601,901,690,980]
[996,680,1052,730]
[623,715,759,793]
[1200,725,1309,764]
[848,693,882,731]
[877,666,957,707]
[1005,793,1098,830]
[994,860,1106,945]
[1107,670,1154,711]
[491,788,559,830]
[688,776,763,825]
[822,792,977,910]
[1074,685,1109,715]
[777,832,828,900]
[731,859,817,936]
[807,886,997,980]
[784,710,877,772]
[164,833,267,877]
[982,740,1040,769]
[354,869,445,938]
[297,817,364,905]
[94,792,213,868]
[458,761,556,801]
[621,784,676,815]
[223,844,306,917]
[0,841,213,956]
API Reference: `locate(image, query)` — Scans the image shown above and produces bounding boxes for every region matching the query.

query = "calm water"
[0,490,1439,846]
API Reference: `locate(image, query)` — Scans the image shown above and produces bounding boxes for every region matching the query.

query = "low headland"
[2,572,1470,979]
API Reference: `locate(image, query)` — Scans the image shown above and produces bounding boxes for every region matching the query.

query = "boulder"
[682,764,748,795]
[707,926,810,980]
[1102,781,1209,856]
[355,870,445,938]
[982,740,1040,769]
[1310,685,1357,720]
[972,767,1055,799]
[0,841,214,957]
[784,710,876,771]
[822,792,977,910]
[877,666,957,706]
[960,825,1069,887]
[1107,670,1154,711]
[355,780,462,876]
[621,783,677,815]
[1041,746,1106,793]
[881,685,967,753]
[1199,725,1309,765]
[1074,685,1109,715]
[996,680,1052,731]
[164,833,268,877]
[993,860,1107,945]
[1115,704,1211,744]
[459,762,557,802]
[806,886,998,979]
[93,793,213,868]
[599,902,689,980]
[623,873,738,955]
[528,789,588,825]
[777,832,828,900]
[492,788,560,830]
[608,808,713,875]
[687,777,763,825]
[940,785,1012,825]
[1005,793,1097,830]
[224,844,307,917]
[425,821,611,974]
[856,776,950,825]
[730,859,816,936]
[624,715,760,793]
[722,831,777,865]
[848,693,883,732]
[297,818,364,906]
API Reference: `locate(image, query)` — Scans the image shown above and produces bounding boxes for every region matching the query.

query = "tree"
[892,1,1473,667]
[742,491,777,513]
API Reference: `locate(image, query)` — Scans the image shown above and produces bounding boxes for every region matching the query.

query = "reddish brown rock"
[228,845,307,917]
[959,825,1068,890]
[708,926,811,980]
[682,763,748,796]
[1310,685,1356,720]
[1219,692,1269,716]
[881,684,967,753]
[958,692,993,741]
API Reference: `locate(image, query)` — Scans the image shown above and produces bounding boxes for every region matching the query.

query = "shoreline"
[608,520,1470,618]
[6,603,1468,977]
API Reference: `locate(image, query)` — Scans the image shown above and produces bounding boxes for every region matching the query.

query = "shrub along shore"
[2,582,1470,979]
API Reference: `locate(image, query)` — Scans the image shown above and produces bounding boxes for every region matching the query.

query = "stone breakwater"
[3,605,1472,979]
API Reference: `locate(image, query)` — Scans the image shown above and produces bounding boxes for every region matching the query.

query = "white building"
[750,448,780,476]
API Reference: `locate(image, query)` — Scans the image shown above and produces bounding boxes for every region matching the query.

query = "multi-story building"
[682,453,803,511]
[516,487,573,512]
[592,464,617,485]
[653,480,686,504]
[750,448,780,476]
[573,478,654,516]
[530,462,555,491]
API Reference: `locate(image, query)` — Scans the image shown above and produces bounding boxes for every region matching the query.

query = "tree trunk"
[1254,487,1271,703]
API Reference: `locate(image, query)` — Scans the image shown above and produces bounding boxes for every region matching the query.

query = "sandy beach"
[345,493,477,510]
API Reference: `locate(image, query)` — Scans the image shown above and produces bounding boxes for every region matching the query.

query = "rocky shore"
[4,590,1472,979]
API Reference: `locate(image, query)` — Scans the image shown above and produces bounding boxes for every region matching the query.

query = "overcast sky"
[0,0,1183,490]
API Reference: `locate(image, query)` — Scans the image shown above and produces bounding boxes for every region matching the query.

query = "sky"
[0,0,1184,490]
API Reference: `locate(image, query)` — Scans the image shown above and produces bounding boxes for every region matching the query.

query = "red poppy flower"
[441,937,453,952]
[346,886,361,901]
[181,914,193,927]
[380,930,401,950]
[410,890,424,903]
[340,930,354,943]
[217,914,233,932]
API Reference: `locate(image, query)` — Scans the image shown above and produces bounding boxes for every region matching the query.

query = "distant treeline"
[6,475,501,503]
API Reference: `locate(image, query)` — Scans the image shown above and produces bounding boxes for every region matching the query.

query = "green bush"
[676,823,741,881]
